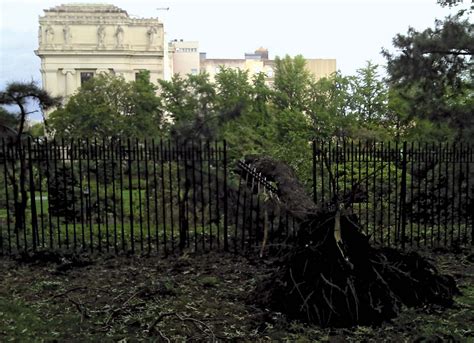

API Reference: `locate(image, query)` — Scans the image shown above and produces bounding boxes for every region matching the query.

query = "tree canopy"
[382,9,473,140]
[0,81,61,140]
[48,71,165,140]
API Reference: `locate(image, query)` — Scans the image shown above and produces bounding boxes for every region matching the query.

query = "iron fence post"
[400,141,408,250]
[27,138,38,251]
[312,140,317,204]
[2,138,12,254]
[223,140,229,251]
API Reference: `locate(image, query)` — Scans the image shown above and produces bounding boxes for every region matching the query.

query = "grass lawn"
[1,186,227,254]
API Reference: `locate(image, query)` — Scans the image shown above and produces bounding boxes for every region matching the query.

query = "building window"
[191,68,198,75]
[80,72,94,85]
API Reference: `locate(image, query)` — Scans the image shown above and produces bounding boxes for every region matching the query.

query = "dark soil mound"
[254,212,458,327]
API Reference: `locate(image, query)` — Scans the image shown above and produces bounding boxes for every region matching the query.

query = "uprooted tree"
[243,155,458,327]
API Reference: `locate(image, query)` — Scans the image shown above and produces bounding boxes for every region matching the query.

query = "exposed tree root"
[244,156,459,327]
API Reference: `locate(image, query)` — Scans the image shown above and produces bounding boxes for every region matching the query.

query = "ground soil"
[0,247,473,342]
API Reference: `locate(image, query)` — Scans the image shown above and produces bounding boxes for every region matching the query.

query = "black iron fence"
[312,141,474,248]
[0,138,230,255]
[0,138,472,256]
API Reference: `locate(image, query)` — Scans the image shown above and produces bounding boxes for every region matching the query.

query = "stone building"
[35,4,165,103]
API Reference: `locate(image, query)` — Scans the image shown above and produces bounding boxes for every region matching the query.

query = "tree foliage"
[49,71,164,140]
[158,73,217,140]
[0,107,18,139]
[0,81,61,140]
[307,71,354,138]
[218,70,275,158]
[273,55,312,112]
[382,11,473,140]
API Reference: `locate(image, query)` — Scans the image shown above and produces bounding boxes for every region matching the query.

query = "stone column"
[62,68,76,96]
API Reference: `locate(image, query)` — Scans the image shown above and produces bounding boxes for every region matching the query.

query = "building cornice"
[35,49,164,57]
[39,4,162,26]
[39,17,163,26]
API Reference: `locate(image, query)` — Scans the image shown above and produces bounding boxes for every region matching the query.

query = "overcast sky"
[0,0,457,120]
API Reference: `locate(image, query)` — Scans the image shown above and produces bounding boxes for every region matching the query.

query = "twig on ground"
[46,286,88,301]
[104,300,146,326]
[157,328,171,343]
[148,312,216,342]
[44,286,110,303]
[65,295,90,322]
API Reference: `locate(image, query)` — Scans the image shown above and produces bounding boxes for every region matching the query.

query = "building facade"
[35,4,165,103]
[168,40,200,76]
[199,47,336,84]
[35,4,336,105]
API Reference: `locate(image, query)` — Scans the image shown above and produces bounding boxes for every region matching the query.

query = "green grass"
[0,186,228,253]
[0,218,227,255]
[0,297,47,341]
[0,297,89,342]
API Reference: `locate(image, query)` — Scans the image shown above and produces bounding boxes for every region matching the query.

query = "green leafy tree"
[159,68,273,152]
[352,62,388,124]
[158,73,217,140]
[125,71,164,138]
[0,107,16,125]
[266,56,315,180]
[220,71,276,158]
[349,62,405,141]
[49,71,164,140]
[307,72,355,139]
[382,10,473,141]
[214,67,253,113]
[273,55,312,112]
[26,122,45,138]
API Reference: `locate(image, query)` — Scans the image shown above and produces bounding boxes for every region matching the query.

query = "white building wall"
[169,40,200,76]
[35,4,165,108]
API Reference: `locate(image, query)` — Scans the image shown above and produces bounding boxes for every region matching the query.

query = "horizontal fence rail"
[0,138,472,256]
